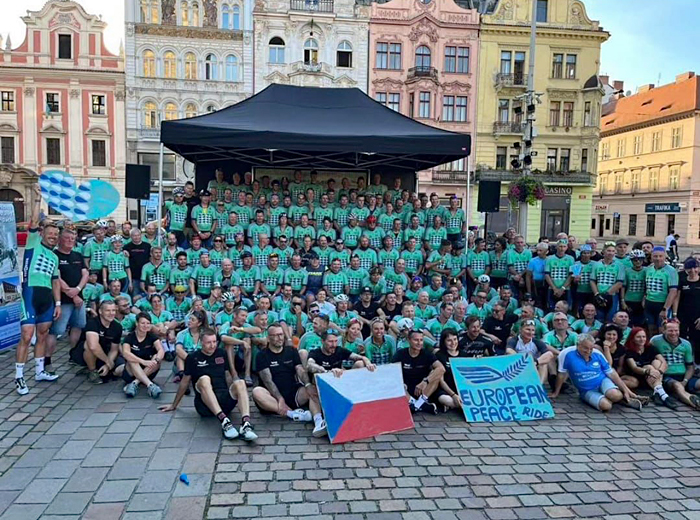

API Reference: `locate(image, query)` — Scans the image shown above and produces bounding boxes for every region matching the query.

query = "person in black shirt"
[676,258,700,363]
[434,328,470,411]
[481,304,516,354]
[380,292,402,323]
[121,313,164,399]
[392,330,445,414]
[123,228,151,297]
[183,181,201,245]
[355,286,381,338]
[458,317,496,357]
[160,328,257,441]
[69,300,124,384]
[307,331,374,376]
[253,324,328,437]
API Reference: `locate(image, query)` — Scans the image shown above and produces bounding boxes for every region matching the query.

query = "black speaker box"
[477,180,501,213]
[126,164,151,200]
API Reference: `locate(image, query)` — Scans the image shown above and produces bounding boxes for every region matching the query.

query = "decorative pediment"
[569,1,596,28]
[264,71,290,85]
[492,0,514,21]
[332,75,357,87]
[408,17,439,43]
[85,125,111,136]
[48,12,81,30]
[0,123,19,133]
[40,123,65,134]
[443,81,472,93]
[372,77,405,89]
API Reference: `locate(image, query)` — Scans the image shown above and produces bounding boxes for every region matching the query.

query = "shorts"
[257,383,304,414]
[50,303,87,336]
[194,388,237,417]
[20,286,55,326]
[69,343,125,371]
[644,301,668,327]
[663,374,699,393]
[581,377,618,410]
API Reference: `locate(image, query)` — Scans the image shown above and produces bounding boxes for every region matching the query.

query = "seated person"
[392,330,445,414]
[650,320,700,410]
[506,319,555,386]
[121,312,164,399]
[622,327,677,409]
[307,331,374,376]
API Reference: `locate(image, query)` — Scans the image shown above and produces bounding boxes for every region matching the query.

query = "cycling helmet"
[222,292,235,302]
[173,187,185,196]
[630,249,645,259]
[397,318,414,332]
[335,294,349,303]
[478,274,491,284]
[96,219,108,228]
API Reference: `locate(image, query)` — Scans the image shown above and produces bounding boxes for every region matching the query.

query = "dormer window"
[58,34,72,60]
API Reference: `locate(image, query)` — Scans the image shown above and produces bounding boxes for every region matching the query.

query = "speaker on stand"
[477,180,501,239]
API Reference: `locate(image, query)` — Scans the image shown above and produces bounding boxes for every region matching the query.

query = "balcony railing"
[408,66,438,80]
[476,168,595,185]
[139,126,161,139]
[290,0,334,12]
[493,121,526,135]
[494,73,528,89]
[432,171,470,184]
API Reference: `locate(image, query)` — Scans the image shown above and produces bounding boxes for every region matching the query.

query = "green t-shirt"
[294,225,317,243]
[284,267,309,292]
[444,209,465,234]
[323,271,349,296]
[162,246,184,268]
[142,262,171,292]
[424,227,447,251]
[82,283,104,304]
[624,267,646,303]
[334,206,352,228]
[23,231,59,289]
[176,329,201,354]
[591,260,625,294]
[545,254,574,288]
[259,266,284,292]
[84,238,111,270]
[166,296,192,322]
[378,249,399,271]
[543,330,578,351]
[166,201,189,231]
[289,182,307,201]
[313,205,334,224]
[209,249,227,269]
[329,249,351,270]
[149,309,174,325]
[341,226,362,249]
[353,206,370,223]
[467,250,491,278]
[367,278,387,299]
[221,224,245,246]
[191,205,215,232]
[346,267,369,295]
[236,266,260,294]
[426,317,460,343]
[353,248,378,271]
[425,285,445,303]
[489,250,508,279]
[272,225,294,244]
[465,303,491,321]
[273,247,294,270]
[400,250,424,276]
[187,248,207,268]
[364,335,397,365]
[415,304,437,321]
[330,310,359,330]
[644,264,678,303]
[268,206,287,227]
[247,223,271,246]
[507,249,532,277]
[191,264,217,296]
[363,227,386,250]
[280,309,309,336]
[378,212,397,233]
[384,269,409,293]
[104,251,129,281]
[312,246,333,267]
[299,331,323,351]
[169,266,193,288]
[403,226,425,244]
[252,245,273,268]
[232,204,253,228]
[650,334,693,376]
[571,319,602,335]
[288,204,309,223]
[573,261,595,293]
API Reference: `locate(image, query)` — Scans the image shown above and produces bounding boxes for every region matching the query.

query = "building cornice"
[481,24,609,43]
[601,110,698,138]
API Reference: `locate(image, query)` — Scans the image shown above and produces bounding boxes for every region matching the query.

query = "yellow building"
[596,72,700,247]
[472,0,608,242]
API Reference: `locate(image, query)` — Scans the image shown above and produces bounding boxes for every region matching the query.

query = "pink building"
[369,0,478,205]
[0,0,126,222]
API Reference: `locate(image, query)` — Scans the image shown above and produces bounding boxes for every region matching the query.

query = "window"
[513,52,526,84]
[185,103,197,118]
[206,104,216,113]
[387,93,400,112]
[584,101,592,126]
[181,1,189,26]
[184,52,197,79]
[601,142,610,160]
[444,46,456,73]
[91,94,106,115]
[496,146,507,169]
[1,137,14,163]
[563,102,574,127]
[581,149,589,172]
[628,215,637,236]
[498,99,509,122]
[547,148,557,171]
[58,34,72,60]
[667,215,675,236]
[598,174,607,194]
[304,38,318,65]
[143,101,157,128]
[455,96,467,122]
[409,93,415,117]
[549,101,560,126]
[92,140,106,167]
[164,102,178,121]
[560,148,571,172]
[536,0,548,22]
[633,135,643,155]
[141,0,159,23]
[552,53,563,78]
[1,91,15,112]
[418,91,431,119]
[591,219,596,230]
[442,96,454,121]
[376,42,388,69]
[205,54,218,80]
[669,166,680,190]
[46,93,60,114]
[375,92,387,105]
[143,50,156,77]
[605,219,610,231]
[646,215,656,237]
[389,43,402,69]
[649,168,659,191]
[616,138,626,158]
[225,55,239,81]
[222,5,229,28]
[614,171,622,193]
[232,5,240,29]
[139,152,176,181]
[192,2,199,26]
[631,170,640,193]
[457,46,469,73]
[613,214,620,235]
[415,45,431,69]
[269,37,285,64]
[337,41,352,68]
[671,127,682,148]
[46,138,61,165]
[651,131,661,152]
[500,51,512,74]
[566,54,577,78]
[164,51,176,78]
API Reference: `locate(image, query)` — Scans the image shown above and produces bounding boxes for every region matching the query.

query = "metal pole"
[157,142,164,247]
[465,155,471,240]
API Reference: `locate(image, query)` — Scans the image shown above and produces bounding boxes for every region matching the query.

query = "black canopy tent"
[159,84,471,187]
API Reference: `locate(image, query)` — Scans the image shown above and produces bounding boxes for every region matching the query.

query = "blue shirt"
[527,257,547,282]
[558,346,614,393]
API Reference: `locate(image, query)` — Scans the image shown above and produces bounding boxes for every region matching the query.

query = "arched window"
[181,1,189,26]
[163,51,176,78]
[206,104,216,113]
[164,102,178,121]
[143,50,155,77]
[184,52,197,79]
[192,2,200,26]
[337,40,353,68]
[205,54,218,80]
[232,5,240,29]
[185,103,198,118]
[269,37,285,64]
[304,38,318,65]
[221,5,230,29]
[143,101,157,128]
[415,45,431,69]
[225,55,239,82]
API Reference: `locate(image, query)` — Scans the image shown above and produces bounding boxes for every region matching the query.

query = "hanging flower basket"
[507,177,546,207]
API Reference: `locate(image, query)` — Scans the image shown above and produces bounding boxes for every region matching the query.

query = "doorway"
[0,189,24,222]
[540,195,570,239]
[598,216,604,237]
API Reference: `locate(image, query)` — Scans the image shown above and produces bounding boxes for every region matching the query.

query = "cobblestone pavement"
[1,346,699,520]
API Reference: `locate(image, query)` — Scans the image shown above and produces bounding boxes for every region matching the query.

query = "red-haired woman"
[622,327,678,409]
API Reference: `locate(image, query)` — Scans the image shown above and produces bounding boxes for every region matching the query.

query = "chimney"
[613,80,624,92]
[675,71,695,83]
[637,84,654,93]
[600,75,609,86]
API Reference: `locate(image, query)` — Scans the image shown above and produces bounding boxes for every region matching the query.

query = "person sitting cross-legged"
[650,320,700,410]
[121,312,163,399]
[159,328,257,441]
[393,329,445,414]
[306,330,375,377]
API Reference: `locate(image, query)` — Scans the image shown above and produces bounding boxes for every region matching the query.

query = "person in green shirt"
[208,236,227,269]
[252,234,274,268]
[378,236,400,271]
[189,252,217,298]
[284,254,309,295]
[352,194,371,224]
[247,210,271,247]
[506,235,532,299]
[289,170,307,201]
[643,246,679,334]
[273,213,294,246]
[293,215,317,248]
[543,313,579,351]
[444,197,466,245]
[466,238,491,291]
[162,233,184,269]
[384,259,410,294]
[400,238,424,278]
[236,251,260,298]
[353,236,378,271]
[206,168,229,200]
[323,259,349,298]
[424,274,446,303]
[267,193,287,228]
[220,212,244,248]
[341,215,363,249]
[423,215,448,254]
[367,173,388,198]
[232,192,253,230]
[84,224,111,284]
[140,246,171,294]
[191,190,216,248]
[466,290,492,321]
[312,193,335,225]
[590,242,625,322]
[650,321,700,409]
[329,238,351,269]
[571,245,595,316]
[273,237,294,270]
[165,188,189,245]
[571,303,602,338]
[169,252,193,294]
[426,303,460,345]
[402,215,425,245]
[345,256,369,301]
[258,253,285,297]
[545,240,574,309]
[363,320,397,365]
[378,202,398,233]
[166,287,192,325]
[425,240,452,279]
[214,200,229,232]
[317,218,337,244]
[333,194,352,231]
[621,250,647,327]
[288,193,309,224]
[103,237,131,292]
[186,235,207,268]
[488,237,509,289]
[363,216,386,250]
[329,295,359,333]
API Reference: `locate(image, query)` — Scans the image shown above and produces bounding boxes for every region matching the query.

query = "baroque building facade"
[0,0,126,221]
[124,0,254,218]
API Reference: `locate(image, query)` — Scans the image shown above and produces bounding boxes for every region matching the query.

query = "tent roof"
[160,84,470,174]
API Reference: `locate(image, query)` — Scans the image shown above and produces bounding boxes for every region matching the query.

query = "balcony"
[476,167,595,185]
[493,121,526,135]
[407,66,438,81]
[290,61,331,75]
[494,73,528,90]
[139,126,161,139]
[290,0,334,12]
[432,171,470,184]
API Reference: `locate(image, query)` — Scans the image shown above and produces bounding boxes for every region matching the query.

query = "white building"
[253,0,370,92]
[124,0,254,219]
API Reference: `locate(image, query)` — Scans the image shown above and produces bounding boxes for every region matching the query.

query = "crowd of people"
[16,170,700,441]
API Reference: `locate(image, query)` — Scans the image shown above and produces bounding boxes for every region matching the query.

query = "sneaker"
[409,401,417,414]
[147,383,162,399]
[35,370,59,382]
[87,370,103,385]
[419,401,439,415]
[123,381,139,398]
[290,409,312,422]
[244,376,254,387]
[164,351,175,362]
[15,377,28,395]
[624,397,643,411]
[239,421,258,442]
[221,418,239,440]
[689,394,700,411]
[312,419,328,438]
[662,396,680,410]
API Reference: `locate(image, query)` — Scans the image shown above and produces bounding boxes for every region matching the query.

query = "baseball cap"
[523,293,534,300]
[367,216,377,223]
[335,238,344,244]
[361,286,372,294]
[173,187,184,195]
[240,251,253,259]
[199,189,212,197]
[652,246,665,253]
[580,244,592,252]
[615,238,629,246]
[412,276,423,283]
[349,213,358,220]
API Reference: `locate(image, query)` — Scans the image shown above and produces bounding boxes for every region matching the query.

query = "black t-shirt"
[381,304,402,322]
[79,317,123,355]
[184,348,230,394]
[483,315,516,347]
[124,241,151,279]
[392,348,437,388]
[458,332,496,357]
[55,249,85,304]
[355,300,380,337]
[435,348,471,392]
[678,272,700,321]
[626,345,660,371]
[256,346,301,392]
[308,346,352,371]
[124,331,159,360]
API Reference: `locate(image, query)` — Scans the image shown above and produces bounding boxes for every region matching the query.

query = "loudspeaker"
[477,180,501,213]
[126,164,151,200]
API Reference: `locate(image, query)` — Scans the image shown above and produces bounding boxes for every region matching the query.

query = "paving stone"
[136,470,178,493]
[172,472,212,497]
[81,447,123,467]
[127,492,171,512]
[0,504,46,520]
[15,478,66,504]
[54,440,96,460]
[82,502,125,520]
[93,479,138,502]
[45,492,93,515]
[63,467,110,492]
[165,497,207,520]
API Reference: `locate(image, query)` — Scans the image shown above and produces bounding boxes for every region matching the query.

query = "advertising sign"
[0,203,21,351]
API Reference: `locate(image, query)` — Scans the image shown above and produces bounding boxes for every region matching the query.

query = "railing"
[290,0,334,12]
[139,126,161,139]
[493,121,526,134]
[432,171,470,184]
[494,72,528,88]
[408,66,438,80]
[476,168,595,185]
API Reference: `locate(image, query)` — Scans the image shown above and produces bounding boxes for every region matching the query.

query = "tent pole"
[157,142,164,247]
[465,155,471,241]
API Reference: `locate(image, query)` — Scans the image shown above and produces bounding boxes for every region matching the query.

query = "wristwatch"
[422,378,429,384]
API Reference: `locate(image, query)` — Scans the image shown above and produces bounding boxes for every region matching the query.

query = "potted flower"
[507,177,546,207]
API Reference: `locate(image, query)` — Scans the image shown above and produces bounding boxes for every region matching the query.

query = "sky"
[0,0,697,94]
